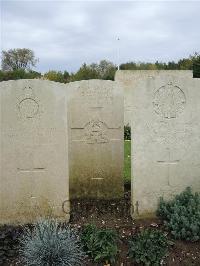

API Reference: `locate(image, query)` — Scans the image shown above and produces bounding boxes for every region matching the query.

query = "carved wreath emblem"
[84,119,109,144]
[153,82,186,119]
[18,86,39,119]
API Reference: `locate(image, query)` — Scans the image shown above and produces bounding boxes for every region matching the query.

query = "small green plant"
[81,224,118,264]
[128,229,168,266]
[124,125,131,140]
[20,219,85,266]
[157,187,200,241]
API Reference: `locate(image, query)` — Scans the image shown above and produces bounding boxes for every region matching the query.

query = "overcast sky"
[0,0,200,73]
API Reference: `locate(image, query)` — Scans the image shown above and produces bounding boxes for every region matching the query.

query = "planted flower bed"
[1,189,200,266]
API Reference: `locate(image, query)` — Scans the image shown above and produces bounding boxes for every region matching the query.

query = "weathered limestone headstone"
[0,80,70,224]
[67,80,124,199]
[116,70,193,126]
[116,70,200,218]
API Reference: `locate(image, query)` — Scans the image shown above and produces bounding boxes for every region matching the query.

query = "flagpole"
[117,37,120,70]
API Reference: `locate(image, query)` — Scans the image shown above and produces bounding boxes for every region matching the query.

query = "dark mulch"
[0,225,23,266]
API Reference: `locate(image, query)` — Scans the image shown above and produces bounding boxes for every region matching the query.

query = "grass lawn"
[124,140,131,184]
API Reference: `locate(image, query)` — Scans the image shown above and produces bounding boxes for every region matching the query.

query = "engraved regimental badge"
[153,82,186,119]
[18,86,39,119]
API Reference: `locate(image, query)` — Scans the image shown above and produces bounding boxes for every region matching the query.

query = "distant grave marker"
[67,80,124,199]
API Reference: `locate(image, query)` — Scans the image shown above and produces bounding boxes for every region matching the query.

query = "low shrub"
[157,187,200,241]
[81,224,118,264]
[193,62,200,78]
[19,219,85,266]
[124,125,131,140]
[128,229,168,265]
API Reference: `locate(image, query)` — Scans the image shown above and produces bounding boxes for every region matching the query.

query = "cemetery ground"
[2,194,200,266]
[1,145,200,266]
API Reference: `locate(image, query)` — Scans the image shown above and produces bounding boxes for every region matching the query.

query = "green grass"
[124,140,131,184]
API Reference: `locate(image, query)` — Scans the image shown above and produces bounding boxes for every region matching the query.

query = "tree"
[177,58,193,70]
[70,63,99,81]
[43,70,70,83]
[120,62,137,70]
[166,61,179,70]
[190,52,200,62]
[90,60,117,80]
[1,48,38,71]
[191,52,200,78]
[71,60,116,81]
[44,70,65,83]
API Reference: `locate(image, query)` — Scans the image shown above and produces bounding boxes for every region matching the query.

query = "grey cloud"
[1,1,200,72]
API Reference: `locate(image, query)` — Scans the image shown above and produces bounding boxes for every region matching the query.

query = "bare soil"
[70,192,200,266]
[4,191,200,266]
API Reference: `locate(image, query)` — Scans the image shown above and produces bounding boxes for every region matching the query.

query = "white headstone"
[0,80,70,224]
[116,70,200,218]
[67,80,124,199]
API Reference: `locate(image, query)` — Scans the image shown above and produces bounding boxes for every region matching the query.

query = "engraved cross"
[157,148,179,185]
